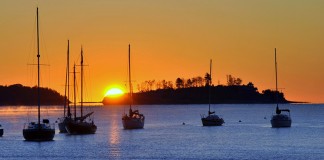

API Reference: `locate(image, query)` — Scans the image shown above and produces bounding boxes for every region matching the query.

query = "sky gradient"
[1,0,324,103]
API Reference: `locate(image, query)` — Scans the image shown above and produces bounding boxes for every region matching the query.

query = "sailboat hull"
[201,115,224,126]
[122,117,145,129]
[201,118,224,126]
[23,123,55,141]
[201,119,224,126]
[58,122,67,133]
[65,121,97,134]
[58,117,72,133]
[271,114,291,128]
[0,128,3,137]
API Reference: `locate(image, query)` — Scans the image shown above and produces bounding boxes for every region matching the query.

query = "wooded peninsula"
[0,84,65,105]
[103,75,291,105]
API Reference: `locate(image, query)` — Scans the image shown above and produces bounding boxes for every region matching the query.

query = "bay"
[0,104,323,159]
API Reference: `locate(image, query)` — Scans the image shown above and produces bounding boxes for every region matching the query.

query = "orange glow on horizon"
[1,1,324,103]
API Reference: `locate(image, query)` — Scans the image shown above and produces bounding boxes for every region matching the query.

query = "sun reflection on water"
[108,116,121,158]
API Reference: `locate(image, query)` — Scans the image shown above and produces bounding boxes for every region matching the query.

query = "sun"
[105,88,124,97]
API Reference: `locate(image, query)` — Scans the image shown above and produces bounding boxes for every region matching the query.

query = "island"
[103,75,292,105]
[0,84,65,105]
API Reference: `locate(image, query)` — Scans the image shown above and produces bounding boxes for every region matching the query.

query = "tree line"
[137,74,244,92]
[0,84,65,105]
[103,74,290,105]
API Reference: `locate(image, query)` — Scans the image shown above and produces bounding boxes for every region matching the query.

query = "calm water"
[0,104,323,160]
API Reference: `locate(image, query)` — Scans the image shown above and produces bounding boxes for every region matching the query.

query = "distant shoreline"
[0,84,308,106]
[0,84,65,106]
[103,84,295,105]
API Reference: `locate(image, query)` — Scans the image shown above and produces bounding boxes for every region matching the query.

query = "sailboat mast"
[208,59,212,113]
[67,40,70,117]
[63,40,69,117]
[128,44,133,109]
[73,64,76,119]
[36,7,41,125]
[275,48,279,108]
[80,46,84,117]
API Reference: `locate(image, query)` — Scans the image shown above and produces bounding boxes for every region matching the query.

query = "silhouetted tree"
[191,77,197,87]
[227,75,233,86]
[161,80,167,89]
[156,81,162,90]
[175,78,184,89]
[196,76,203,87]
[148,80,155,91]
[185,79,193,88]
[204,73,211,86]
[166,81,174,89]
[161,80,173,89]
[235,78,242,85]
[227,75,242,86]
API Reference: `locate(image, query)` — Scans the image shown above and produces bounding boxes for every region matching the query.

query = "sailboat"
[58,40,72,133]
[0,124,3,137]
[122,44,145,129]
[201,59,224,126]
[271,48,292,128]
[23,7,55,141]
[65,47,97,134]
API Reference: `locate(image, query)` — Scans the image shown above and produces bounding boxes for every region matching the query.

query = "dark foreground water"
[0,104,323,160]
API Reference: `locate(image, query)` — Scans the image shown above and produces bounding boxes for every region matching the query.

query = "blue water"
[0,104,323,159]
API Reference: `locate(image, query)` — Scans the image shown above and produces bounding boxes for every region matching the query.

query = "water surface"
[0,104,323,159]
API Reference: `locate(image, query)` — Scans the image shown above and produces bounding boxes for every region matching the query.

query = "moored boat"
[65,118,96,134]
[270,48,292,128]
[23,7,55,141]
[201,114,224,126]
[122,44,145,129]
[65,47,97,134]
[201,59,224,126]
[58,40,72,133]
[271,112,291,128]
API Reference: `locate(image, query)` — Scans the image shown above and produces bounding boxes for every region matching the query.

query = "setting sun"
[105,88,124,97]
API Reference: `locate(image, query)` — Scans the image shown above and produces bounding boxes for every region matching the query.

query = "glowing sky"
[1,0,324,103]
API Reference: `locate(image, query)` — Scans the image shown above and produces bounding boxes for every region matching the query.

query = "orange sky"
[1,1,324,103]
